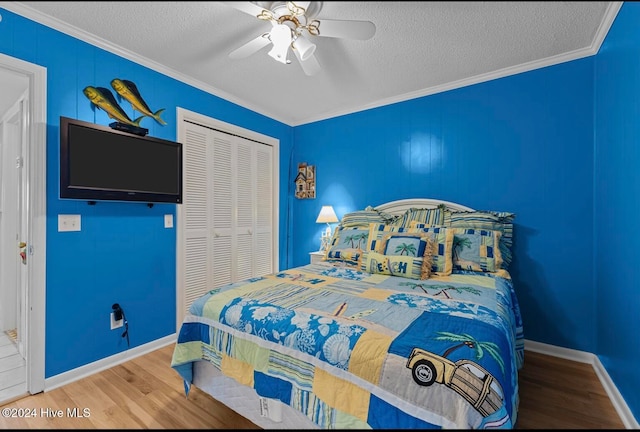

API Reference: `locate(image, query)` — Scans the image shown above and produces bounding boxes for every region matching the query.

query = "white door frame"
[0,53,47,394]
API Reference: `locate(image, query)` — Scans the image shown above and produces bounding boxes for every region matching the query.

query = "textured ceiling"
[1,1,621,126]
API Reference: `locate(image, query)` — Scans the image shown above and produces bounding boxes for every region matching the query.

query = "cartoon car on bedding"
[406,347,504,417]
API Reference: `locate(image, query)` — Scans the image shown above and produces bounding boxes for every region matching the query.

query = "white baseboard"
[44,334,177,392]
[525,339,639,429]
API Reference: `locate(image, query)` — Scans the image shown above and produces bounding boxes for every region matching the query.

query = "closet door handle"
[247,229,252,235]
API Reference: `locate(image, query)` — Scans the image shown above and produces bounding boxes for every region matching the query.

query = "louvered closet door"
[182,122,213,310]
[255,143,273,276]
[181,121,274,315]
[211,132,233,286]
[221,133,274,282]
[234,137,254,281]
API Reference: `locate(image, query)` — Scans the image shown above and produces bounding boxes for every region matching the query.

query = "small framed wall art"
[294,162,316,199]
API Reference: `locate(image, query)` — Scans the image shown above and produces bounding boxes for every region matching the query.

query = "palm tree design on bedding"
[452,235,472,262]
[394,242,417,256]
[435,331,505,375]
[344,232,368,248]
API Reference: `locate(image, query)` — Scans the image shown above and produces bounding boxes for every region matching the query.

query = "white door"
[212,131,274,282]
[176,109,279,327]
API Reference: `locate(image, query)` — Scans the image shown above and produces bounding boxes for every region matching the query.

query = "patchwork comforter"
[171,262,524,429]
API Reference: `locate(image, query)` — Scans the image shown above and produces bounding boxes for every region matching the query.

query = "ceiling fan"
[224,1,376,76]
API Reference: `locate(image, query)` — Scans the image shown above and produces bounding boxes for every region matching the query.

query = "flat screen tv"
[60,116,183,204]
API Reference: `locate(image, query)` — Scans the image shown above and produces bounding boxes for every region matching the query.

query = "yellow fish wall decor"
[83,86,144,127]
[111,79,167,125]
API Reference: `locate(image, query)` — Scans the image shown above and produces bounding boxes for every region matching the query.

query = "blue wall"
[594,2,640,421]
[293,59,595,350]
[1,2,639,423]
[0,8,293,377]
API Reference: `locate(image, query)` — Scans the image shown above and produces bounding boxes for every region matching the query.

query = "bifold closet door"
[181,121,273,314]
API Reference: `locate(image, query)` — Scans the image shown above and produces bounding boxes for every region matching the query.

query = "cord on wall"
[112,303,130,348]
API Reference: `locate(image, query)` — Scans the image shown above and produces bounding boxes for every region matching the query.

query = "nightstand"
[309,251,325,264]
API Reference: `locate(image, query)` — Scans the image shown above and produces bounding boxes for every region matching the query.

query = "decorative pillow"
[391,205,446,228]
[339,206,389,228]
[450,228,503,273]
[325,226,370,265]
[370,206,399,225]
[405,223,454,276]
[378,232,433,257]
[443,209,515,269]
[380,232,436,279]
[367,223,420,252]
[358,250,433,280]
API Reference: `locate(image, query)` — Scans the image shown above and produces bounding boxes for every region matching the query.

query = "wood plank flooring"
[516,350,625,429]
[0,344,626,429]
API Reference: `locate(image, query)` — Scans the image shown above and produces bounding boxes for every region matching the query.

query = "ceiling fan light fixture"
[226,1,376,74]
[268,24,293,64]
[292,33,316,61]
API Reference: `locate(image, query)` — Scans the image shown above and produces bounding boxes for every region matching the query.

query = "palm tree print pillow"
[378,233,433,258]
[443,209,515,270]
[450,228,503,273]
[358,250,433,280]
[406,223,455,276]
[325,226,370,265]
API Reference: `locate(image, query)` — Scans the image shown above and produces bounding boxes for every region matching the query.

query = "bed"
[171,198,524,429]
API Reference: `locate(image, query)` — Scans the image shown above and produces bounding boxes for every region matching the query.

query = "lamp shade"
[292,34,316,61]
[316,205,338,224]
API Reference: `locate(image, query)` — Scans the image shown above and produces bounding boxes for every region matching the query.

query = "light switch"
[164,214,174,228]
[58,214,81,232]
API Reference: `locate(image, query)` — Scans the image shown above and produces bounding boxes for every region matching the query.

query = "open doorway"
[0,52,46,403]
[1,79,28,400]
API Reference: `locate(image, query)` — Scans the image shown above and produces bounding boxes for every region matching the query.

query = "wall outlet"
[110,312,123,330]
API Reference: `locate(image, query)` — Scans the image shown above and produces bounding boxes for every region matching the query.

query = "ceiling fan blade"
[315,19,376,40]
[223,2,267,18]
[229,34,271,60]
[294,49,320,76]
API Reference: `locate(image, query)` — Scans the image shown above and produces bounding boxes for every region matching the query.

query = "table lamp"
[316,205,338,252]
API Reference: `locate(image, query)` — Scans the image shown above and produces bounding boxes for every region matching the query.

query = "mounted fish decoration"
[83,86,144,127]
[111,78,167,125]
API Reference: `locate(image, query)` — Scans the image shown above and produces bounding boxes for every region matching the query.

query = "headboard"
[374,198,474,217]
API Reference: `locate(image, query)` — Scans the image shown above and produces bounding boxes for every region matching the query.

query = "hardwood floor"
[516,351,625,429]
[0,344,626,429]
